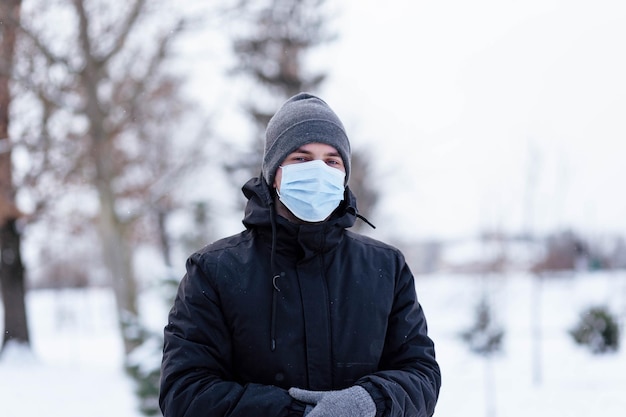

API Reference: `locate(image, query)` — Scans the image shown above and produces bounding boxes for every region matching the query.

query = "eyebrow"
[292,147,342,157]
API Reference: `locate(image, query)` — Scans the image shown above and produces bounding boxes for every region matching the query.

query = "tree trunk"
[88,86,140,356]
[0,0,29,352]
[0,220,28,348]
[72,0,142,355]
[97,182,139,355]
[157,206,172,268]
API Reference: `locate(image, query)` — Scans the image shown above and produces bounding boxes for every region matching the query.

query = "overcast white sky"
[310,0,626,240]
[186,0,626,241]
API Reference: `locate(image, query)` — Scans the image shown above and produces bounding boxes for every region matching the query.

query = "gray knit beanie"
[262,92,351,187]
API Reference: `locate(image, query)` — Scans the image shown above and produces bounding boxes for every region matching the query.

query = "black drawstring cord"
[356,213,376,229]
[269,200,280,352]
[347,207,376,229]
[271,274,280,352]
[268,200,372,352]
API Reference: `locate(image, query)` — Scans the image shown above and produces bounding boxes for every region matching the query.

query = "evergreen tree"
[460,296,504,417]
[569,305,620,354]
[227,0,333,184]
[227,0,378,227]
[461,297,504,356]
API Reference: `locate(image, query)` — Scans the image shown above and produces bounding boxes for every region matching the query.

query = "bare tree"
[0,0,30,353]
[11,0,202,356]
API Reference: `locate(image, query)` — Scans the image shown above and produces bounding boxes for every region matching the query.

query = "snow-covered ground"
[419,272,626,417]
[0,288,140,417]
[1,272,625,417]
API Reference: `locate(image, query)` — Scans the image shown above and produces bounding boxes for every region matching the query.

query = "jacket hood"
[241,175,360,232]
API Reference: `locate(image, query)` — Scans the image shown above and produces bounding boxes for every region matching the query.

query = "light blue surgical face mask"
[277,159,346,222]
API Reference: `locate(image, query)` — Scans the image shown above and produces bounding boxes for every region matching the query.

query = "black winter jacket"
[160,177,441,417]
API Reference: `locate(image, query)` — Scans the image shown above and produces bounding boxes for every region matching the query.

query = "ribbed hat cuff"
[262,119,350,187]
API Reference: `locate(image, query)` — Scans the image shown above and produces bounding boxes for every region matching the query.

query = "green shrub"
[460,298,504,356]
[569,306,620,354]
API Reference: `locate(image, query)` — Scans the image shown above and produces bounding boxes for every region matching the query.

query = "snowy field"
[1,272,625,417]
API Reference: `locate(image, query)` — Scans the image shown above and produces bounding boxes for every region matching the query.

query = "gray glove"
[289,386,376,417]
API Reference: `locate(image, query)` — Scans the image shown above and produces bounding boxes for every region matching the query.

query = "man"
[160,93,441,417]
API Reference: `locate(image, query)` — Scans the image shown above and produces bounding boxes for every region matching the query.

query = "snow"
[0,289,140,417]
[418,272,626,417]
[1,272,625,417]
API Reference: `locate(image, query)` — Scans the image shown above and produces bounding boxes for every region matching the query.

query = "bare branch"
[109,17,186,131]
[72,0,93,62]
[121,121,211,225]
[98,0,147,64]
[16,22,72,69]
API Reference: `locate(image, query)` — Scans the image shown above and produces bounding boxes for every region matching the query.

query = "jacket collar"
[241,176,359,260]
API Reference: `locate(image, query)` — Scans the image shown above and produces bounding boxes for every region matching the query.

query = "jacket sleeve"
[357,259,441,417]
[159,254,306,417]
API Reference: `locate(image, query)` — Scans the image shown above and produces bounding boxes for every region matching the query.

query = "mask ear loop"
[274,166,283,200]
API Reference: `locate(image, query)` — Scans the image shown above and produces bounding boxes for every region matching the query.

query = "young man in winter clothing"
[159,93,441,417]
